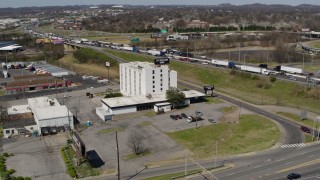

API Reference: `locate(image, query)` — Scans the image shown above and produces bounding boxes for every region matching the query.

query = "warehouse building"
[3,97,74,137]
[5,74,66,95]
[28,97,74,135]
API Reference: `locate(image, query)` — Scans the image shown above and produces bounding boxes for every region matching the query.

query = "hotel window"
[153,76,155,79]
[153,70,155,74]
[153,90,155,92]
[160,69,162,72]
[153,85,155,88]
[153,81,155,84]
[161,88,163,91]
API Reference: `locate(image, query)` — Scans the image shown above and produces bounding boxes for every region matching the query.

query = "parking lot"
[3,134,69,180]
[71,98,235,177]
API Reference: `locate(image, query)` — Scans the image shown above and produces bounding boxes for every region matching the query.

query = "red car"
[300,126,310,133]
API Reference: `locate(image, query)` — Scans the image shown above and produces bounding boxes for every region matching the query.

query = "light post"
[106,62,110,82]
[243,54,247,66]
[238,42,241,63]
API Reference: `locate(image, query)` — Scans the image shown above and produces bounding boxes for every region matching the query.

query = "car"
[208,119,216,123]
[195,111,203,116]
[288,76,297,81]
[170,115,177,120]
[300,126,310,133]
[175,115,182,119]
[181,113,188,118]
[187,116,195,123]
[287,173,301,179]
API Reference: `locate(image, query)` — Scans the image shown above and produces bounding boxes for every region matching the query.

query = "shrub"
[269,75,276,82]
[256,80,264,88]
[229,69,236,75]
[251,74,260,80]
[24,177,31,180]
[8,168,16,174]
[68,167,76,178]
[3,152,9,157]
[16,177,24,180]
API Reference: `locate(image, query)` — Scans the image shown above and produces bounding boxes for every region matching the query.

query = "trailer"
[241,65,268,74]
[148,49,165,56]
[280,66,304,74]
[211,59,229,67]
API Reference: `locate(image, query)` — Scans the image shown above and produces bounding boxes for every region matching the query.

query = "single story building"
[96,90,205,121]
[6,74,65,95]
[28,97,74,135]
[3,115,37,138]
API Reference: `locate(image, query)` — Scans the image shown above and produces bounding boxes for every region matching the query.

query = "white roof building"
[28,97,74,134]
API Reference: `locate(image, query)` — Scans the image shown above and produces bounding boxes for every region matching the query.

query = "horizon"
[1,0,320,8]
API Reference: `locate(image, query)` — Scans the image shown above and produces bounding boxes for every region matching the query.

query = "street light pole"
[215,141,218,167]
[238,43,241,63]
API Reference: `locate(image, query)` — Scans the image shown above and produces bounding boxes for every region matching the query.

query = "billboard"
[72,131,86,157]
[105,62,110,67]
[154,58,170,65]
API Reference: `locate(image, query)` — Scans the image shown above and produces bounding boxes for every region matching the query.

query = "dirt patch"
[220,107,240,124]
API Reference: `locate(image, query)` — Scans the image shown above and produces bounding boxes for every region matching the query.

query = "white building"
[4,105,37,138]
[120,62,177,96]
[28,97,74,134]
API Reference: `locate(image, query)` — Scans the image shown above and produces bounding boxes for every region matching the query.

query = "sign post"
[106,62,110,83]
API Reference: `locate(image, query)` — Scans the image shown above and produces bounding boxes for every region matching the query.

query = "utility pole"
[238,43,241,63]
[116,130,120,180]
[215,141,218,167]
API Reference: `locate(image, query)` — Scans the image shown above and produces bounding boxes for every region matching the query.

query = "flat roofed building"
[28,97,74,134]
[120,62,177,96]
[5,74,65,95]
[97,90,205,120]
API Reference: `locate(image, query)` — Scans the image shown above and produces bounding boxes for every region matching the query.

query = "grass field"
[167,114,280,158]
[205,97,224,104]
[276,112,316,128]
[58,54,119,79]
[309,40,320,49]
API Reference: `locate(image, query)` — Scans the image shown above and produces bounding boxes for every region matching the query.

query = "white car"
[202,62,209,65]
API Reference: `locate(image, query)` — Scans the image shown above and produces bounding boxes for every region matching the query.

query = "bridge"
[63,42,84,51]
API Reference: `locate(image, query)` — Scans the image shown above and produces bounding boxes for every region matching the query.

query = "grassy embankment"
[105,49,320,114]
[166,114,280,158]
[59,48,119,79]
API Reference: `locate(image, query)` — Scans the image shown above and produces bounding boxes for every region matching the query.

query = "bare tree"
[127,132,145,155]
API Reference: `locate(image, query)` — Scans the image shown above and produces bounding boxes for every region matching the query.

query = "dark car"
[170,115,177,120]
[175,115,182,119]
[181,113,188,119]
[287,173,301,179]
[208,119,216,123]
[300,126,310,133]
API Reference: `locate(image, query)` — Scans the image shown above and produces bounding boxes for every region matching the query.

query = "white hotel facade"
[120,62,177,96]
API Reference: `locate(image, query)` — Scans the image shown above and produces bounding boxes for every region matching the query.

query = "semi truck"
[280,66,304,74]
[240,65,269,75]
[211,60,236,69]
[148,49,165,56]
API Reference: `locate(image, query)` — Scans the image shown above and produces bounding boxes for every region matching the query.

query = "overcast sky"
[1,0,320,8]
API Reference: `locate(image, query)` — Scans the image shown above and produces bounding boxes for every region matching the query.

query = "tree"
[166,87,186,108]
[127,132,145,155]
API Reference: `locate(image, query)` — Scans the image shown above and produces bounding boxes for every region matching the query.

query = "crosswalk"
[280,143,307,148]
